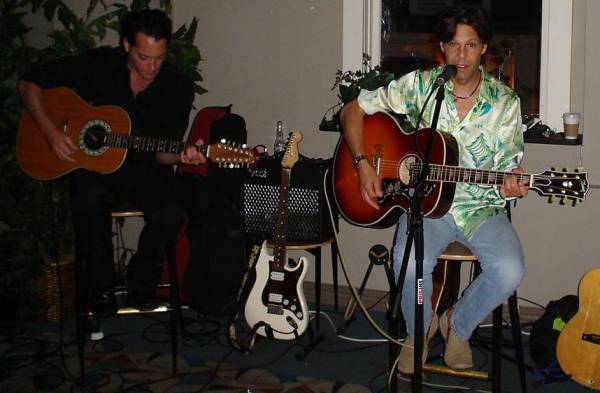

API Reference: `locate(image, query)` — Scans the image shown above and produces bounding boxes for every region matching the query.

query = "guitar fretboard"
[419,164,532,186]
[272,168,292,272]
[105,133,188,154]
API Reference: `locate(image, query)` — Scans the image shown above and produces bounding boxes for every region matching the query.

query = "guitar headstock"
[281,130,303,169]
[531,168,589,205]
[207,140,258,168]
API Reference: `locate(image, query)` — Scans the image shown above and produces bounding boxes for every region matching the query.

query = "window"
[343,0,572,131]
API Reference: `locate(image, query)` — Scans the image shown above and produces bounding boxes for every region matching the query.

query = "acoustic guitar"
[332,112,590,228]
[16,87,257,180]
[557,268,600,390]
[244,130,310,340]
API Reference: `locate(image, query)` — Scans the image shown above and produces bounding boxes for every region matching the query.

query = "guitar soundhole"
[79,119,111,156]
[400,154,420,186]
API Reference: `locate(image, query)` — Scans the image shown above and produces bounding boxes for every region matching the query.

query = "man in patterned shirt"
[340,5,528,374]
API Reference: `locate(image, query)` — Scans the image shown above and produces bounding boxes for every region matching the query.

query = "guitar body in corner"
[557,268,600,390]
[244,240,309,339]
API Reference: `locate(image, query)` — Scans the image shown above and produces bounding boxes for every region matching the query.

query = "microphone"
[434,65,457,86]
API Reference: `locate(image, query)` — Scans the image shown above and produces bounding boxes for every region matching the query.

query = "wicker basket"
[35,258,75,321]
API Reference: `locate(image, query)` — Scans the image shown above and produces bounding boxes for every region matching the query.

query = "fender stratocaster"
[16,87,257,180]
[244,130,309,340]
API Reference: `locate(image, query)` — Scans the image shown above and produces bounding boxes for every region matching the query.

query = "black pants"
[70,164,186,302]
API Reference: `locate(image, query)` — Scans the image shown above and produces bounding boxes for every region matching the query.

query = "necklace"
[450,73,481,102]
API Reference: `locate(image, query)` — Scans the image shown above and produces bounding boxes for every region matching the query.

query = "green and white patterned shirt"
[357,66,523,238]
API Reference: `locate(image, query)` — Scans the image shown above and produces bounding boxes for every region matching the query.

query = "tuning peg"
[572,199,578,207]
[559,197,566,205]
[563,167,569,173]
[548,196,554,204]
[551,167,556,171]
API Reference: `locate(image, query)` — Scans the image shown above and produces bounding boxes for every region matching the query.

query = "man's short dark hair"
[120,9,172,46]
[436,5,492,44]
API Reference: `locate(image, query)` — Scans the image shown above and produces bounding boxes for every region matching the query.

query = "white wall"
[22,0,600,307]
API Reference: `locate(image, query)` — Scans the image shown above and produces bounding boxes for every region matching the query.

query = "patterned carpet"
[0,328,371,393]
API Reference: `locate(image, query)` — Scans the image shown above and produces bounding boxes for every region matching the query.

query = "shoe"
[133,298,161,311]
[439,309,473,370]
[127,289,160,311]
[397,314,439,375]
[91,289,116,318]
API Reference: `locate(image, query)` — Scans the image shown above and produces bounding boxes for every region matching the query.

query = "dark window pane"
[381,0,542,115]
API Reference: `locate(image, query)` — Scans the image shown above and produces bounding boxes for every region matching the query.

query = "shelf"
[524,133,582,145]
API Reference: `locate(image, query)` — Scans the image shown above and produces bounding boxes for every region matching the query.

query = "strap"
[227,241,263,351]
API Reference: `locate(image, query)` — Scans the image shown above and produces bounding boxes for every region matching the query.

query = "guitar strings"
[370,159,584,194]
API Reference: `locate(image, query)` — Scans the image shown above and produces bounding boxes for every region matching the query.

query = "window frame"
[343,0,573,131]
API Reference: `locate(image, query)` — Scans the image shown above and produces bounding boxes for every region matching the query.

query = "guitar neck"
[105,132,204,155]
[272,168,292,271]
[426,164,531,186]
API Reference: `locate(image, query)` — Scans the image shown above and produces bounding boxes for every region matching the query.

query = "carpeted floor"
[0,305,592,393]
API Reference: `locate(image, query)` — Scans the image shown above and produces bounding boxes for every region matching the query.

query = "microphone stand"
[390,83,446,393]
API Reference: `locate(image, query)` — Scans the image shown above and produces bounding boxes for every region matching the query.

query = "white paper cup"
[563,112,580,139]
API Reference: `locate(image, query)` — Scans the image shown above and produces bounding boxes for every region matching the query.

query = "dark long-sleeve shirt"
[22,46,194,168]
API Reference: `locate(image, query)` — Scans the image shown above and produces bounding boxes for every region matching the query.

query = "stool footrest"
[422,364,489,380]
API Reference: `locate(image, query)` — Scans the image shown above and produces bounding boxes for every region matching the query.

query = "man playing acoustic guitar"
[19,9,206,317]
[340,5,528,374]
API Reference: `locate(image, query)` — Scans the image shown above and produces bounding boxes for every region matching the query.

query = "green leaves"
[332,54,395,104]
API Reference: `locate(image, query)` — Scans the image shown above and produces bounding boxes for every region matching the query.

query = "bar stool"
[426,241,528,393]
[74,207,183,381]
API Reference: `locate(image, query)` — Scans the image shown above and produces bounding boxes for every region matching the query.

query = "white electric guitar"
[244,130,309,339]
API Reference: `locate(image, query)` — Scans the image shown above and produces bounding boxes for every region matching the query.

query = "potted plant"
[0,0,206,329]
[319,54,395,132]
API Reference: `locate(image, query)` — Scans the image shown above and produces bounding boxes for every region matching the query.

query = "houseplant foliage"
[319,54,395,131]
[0,0,205,327]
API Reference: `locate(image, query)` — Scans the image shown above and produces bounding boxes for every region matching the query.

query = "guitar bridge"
[267,304,284,315]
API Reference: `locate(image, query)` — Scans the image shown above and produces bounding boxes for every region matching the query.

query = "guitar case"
[159,105,249,315]
[529,294,578,372]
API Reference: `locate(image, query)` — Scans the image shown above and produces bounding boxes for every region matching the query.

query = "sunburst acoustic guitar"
[16,87,257,180]
[332,112,590,228]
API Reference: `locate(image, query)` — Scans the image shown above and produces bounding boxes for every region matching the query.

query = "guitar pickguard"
[261,261,305,322]
[379,179,437,206]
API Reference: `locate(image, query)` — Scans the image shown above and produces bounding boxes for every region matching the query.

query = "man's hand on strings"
[357,162,383,210]
[47,127,78,162]
[500,167,528,199]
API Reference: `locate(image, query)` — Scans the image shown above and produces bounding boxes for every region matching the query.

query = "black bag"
[181,112,249,315]
[529,294,579,370]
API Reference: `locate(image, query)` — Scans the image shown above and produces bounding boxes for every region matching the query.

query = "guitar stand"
[338,244,403,335]
[295,316,325,360]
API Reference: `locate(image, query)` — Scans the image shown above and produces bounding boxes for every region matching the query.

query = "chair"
[426,241,528,393]
[75,207,183,381]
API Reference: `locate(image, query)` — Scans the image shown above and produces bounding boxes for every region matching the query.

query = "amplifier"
[243,156,334,243]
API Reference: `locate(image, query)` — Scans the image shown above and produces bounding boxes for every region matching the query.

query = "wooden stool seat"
[266,237,334,250]
[111,210,144,218]
[439,241,478,261]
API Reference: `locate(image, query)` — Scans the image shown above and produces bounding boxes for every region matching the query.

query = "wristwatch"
[352,154,367,169]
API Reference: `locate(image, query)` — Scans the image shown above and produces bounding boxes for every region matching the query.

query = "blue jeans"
[393,213,525,341]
